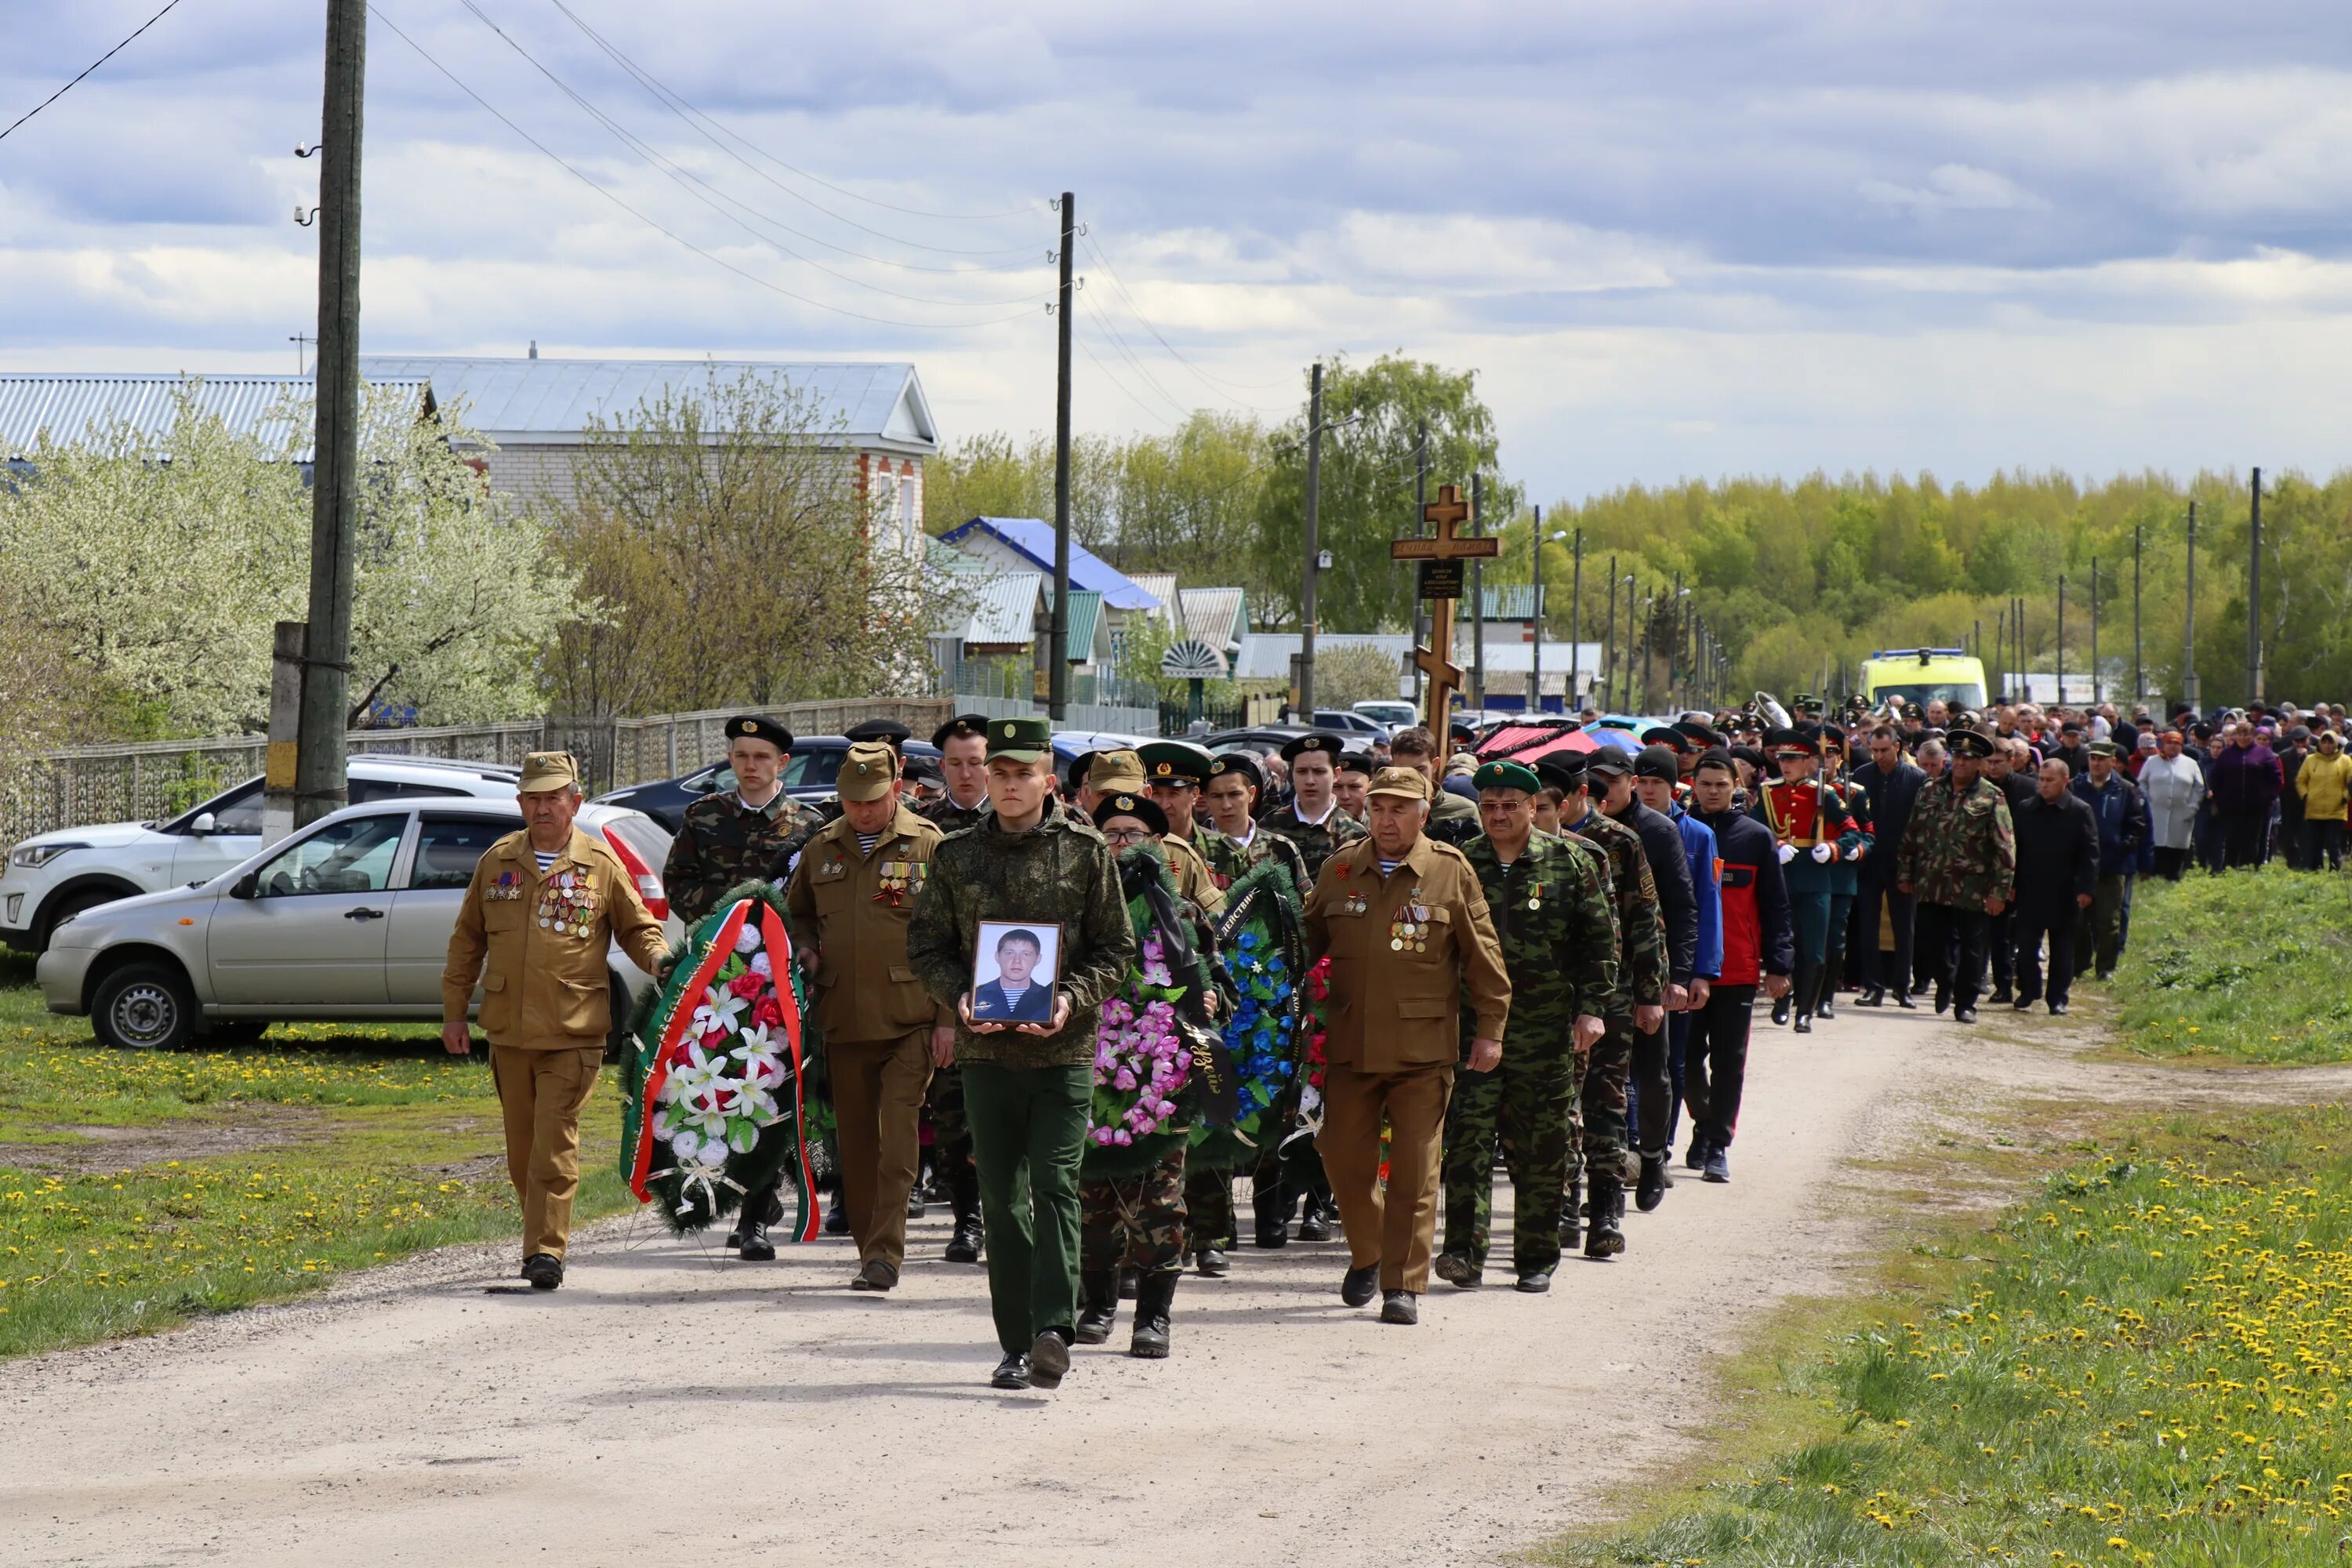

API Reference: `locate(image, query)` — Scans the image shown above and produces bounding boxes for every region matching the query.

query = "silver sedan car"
[37,797,681,1052]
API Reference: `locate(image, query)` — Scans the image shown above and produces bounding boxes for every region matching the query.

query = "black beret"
[1094,792,1169,837]
[724,715,794,753]
[844,718,912,749]
[1337,750,1377,776]
[1280,731,1348,764]
[931,712,992,749]
[1208,750,1265,791]
[1065,750,1097,790]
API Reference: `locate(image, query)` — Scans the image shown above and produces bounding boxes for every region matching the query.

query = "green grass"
[1550,1103,2352,1568]
[2111,865,2352,1065]
[0,953,634,1359]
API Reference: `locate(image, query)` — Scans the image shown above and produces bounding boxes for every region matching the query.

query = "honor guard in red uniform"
[1751,727,1863,1032]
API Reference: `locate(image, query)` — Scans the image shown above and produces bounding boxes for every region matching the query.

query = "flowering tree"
[0,379,578,738]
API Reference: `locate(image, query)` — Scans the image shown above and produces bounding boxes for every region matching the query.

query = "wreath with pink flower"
[1083,847,1225,1179]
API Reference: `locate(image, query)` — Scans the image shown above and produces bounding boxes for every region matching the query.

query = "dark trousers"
[1663,1010,1693,1152]
[2152,845,2189,881]
[1823,891,1855,993]
[2011,898,2077,1007]
[963,1062,1091,1358]
[2301,818,2346,871]
[1631,1017,1671,1154]
[1857,880,1915,996]
[2223,811,2269,869]
[1987,904,2016,993]
[2074,873,2129,978]
[1682,984,1757,1148]
[1916,901,1990,1011]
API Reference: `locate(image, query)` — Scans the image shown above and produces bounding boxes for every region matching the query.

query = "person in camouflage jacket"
[1895,728,2016,1022]
[915,712,993,1258]
[1439,761,1618,1291]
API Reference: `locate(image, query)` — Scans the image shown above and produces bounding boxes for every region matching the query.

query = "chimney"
[528,340,538,359]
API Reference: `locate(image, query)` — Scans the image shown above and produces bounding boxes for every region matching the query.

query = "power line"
[0,0,187,146]
[546,0,1041,234]
[368,5,1041,332]
[456,0,1051,307]
[1079,230,1295,402]
[1073,324,1180,433]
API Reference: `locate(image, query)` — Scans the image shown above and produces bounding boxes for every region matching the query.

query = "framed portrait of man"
[970,921,1062,1024]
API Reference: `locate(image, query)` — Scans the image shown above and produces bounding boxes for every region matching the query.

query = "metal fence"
[1,699,951,846]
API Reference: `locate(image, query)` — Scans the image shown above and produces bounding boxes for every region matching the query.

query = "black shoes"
[1933,990,1951,1015]
[1432,1250,1481,1289]
[1793,1011,1813,1034]
[822,1192,849,1236]
[1252,1181,1290,1248]
[2049,1000,2069,1015]
[1130,1271,1175,1359]
[1988,985,2013,1006]
[989,1353,1030,1390]
[1027,1330,1072,1390]
[1379,1290,1419,1325]
[1816,989,1836,1021]
[1584,1176,1626,1258]
[738,1218,775,1261]
[1635,1150,1670,1212]
[1685,1134,1709,1171]
[1075,1270,1119,1345]
[1854,986,1885,1008]
[521,1252,564,1290]
[945,1214,984,1264]
[1340,1263,1380,1307]
[1770,993,1791,1026]
[1895,990,1918,1010]
[906,1189,926,1220]
[1194,1246,1230,1278]
[2013,994,2036,1011]
[1703,1147,1730,1183]
[1296,1198,1336,1242]
[1954,1005,1978,1024]
[1515,1269,1552,1294]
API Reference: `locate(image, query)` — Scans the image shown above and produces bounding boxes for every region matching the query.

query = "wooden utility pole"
[1392,484,1497,734]
[1602,557,1617,713]
[1469,471,1486,710]
[1530,506,1544,711]
[1298,361,1323,715]
[296,0,367,828]
[1048,191,1075,720]
[1567,528,1582,710]
[2056,575,2067,703]
[2132,521,2143,703]
[2090,557,2101,705]
[2183,502,2200,713]
[2247,466,2263,705]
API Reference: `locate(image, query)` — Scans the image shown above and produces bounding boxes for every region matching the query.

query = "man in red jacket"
[1684,751,1794,1184]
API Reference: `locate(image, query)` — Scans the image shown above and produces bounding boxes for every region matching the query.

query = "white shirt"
[1223,822,1258,849]
[1290,797,1338,826]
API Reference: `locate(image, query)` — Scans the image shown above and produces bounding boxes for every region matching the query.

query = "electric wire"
[0,0,187,146]
[368,5,1041,331]
[546,0,1040,235]
[1079,230,1295,401]
[458,0,1051,307]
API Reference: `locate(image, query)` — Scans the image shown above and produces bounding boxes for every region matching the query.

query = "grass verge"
[1547,1102,2352,1567]
[2111,864,2352,1065]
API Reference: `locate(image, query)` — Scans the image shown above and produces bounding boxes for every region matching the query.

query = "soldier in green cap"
[908,716,1135,1391]
[1437,760,1616,1292]
[1895,728,2016,1022]
[919,710,996,1260]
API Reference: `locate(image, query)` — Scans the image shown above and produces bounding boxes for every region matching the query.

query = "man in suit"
[971,928,1054,1022]
[1848,725,1924,1010]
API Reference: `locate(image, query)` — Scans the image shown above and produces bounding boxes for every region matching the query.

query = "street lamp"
[1532,524,1568,713]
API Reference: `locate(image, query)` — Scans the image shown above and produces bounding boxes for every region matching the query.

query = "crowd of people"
[434,689,2343,1393]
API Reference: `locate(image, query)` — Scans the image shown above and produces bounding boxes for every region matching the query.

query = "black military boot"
[737,1214,775,1261]
[822,1181,849,1236]
[1791,960,1818,1034]
[1118,1267,1139,1300]
[1815,975,1837,1020]
[1559,1172,1582,1248]
[1584,1174,1626,1258]
[1252,1177,1290,1248]
[1074,1270,1119,1345]
[1130,1270,1175,1359]
[1635,1149,1670,1212]
[1296,1193,1335,1242]
[944,1166,983,1263]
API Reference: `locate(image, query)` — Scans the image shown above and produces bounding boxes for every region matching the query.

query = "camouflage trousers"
[1440,1042,1576,1276]
[1183,1167,1235,1253]
[1578,1016,1635,1181]
[924,1062,975,1181]
[1080,1145,1188,1275]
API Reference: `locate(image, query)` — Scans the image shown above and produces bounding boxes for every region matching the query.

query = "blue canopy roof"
[936,517,1163,612]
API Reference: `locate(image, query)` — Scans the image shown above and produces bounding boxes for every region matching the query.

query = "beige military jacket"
[442,828,670,1051]
[785,804,952,1041]
[1305,832,1512,1073]
[1160,830,1226,916]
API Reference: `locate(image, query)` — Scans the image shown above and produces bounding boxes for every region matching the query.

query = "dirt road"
[10,1007,2327,1568]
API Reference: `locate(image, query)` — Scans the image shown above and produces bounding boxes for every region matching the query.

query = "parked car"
[1,755,528,955]
[1352,700,1419,728]
[1311,709,1389,739]
[596,735,944,831]
[35,797,680,1053]
[1200,726,1311,756]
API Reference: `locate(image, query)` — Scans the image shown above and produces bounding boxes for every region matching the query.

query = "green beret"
[1472,760,1542,794]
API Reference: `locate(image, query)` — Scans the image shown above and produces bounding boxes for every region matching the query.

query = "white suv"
[2,755,526,954]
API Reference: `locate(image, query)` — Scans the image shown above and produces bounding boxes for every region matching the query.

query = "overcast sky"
[3,0,2347,503]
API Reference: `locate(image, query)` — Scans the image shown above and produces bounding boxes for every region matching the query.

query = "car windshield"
[1873,681,1987,710]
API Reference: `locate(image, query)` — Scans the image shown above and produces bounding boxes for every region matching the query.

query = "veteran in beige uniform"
[784,742,947,1290]
[441,751,670,1290]
[1305,766,1510,1323]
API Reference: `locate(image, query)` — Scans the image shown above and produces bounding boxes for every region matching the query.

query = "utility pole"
[1530,506,1544,713]
[1994,608,2006,702]
[1298,361,1323,715]
[1411,420,1429,707]
[1670,571,1683,708]
[2090,557,2101,705]
[2132,521,2144,705]
[295,0,367,828]
[2183,500,2201,713]
[2247,466,2263,706]
[1568,528,1582,710]
[1602,557,1617,714]
[1048,191,1075,721]
[2056,575,2067,705]
[1469,470,1486,711]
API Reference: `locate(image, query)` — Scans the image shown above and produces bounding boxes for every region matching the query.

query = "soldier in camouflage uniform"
[917,713,993,1260]
[659,715,827,1261]
[1436,760,1617,1292]
[1895,728,2016,1024]
[1555,750,1667,1260]
[907,717,1134,1392]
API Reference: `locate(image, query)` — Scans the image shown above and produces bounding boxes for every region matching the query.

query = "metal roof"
[1178,586,1249,651]
[935,517,1163,611]
[1129,572,1178,622]
[0,373,433,462]
[358,356,935,453]
[937,567,1044,647]
[1060,589,1105,659]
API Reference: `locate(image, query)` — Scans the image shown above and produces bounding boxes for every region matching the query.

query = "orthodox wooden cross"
[1390,484,1499,734]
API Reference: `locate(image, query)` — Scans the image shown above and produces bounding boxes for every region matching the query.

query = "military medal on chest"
[1390,889,1432,952]
[536,869,597,937]
[1527,880,1544,912]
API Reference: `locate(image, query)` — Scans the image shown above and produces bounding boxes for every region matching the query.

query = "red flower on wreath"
[728,970,766,1000]
[1303,956,1332,1091]
[751,995,786,1029]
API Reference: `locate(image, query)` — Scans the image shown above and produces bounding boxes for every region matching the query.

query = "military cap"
[1367,765,1432,801]
[1138,740,1212,786]
[1472,759,1542,794]
[902,753,943,785]
[1280,731,1348,764]
[1693,746,1738,776]
[1584,748,1632,777]
[1065,750,1097,791]
[723,714,794,753]
[1534,754,1588,793]
[1641,725,1691,752]
[1673,719,1724,750]
[844,717,912,750]
[518,750,580,793]
[985,716,1052,761]
[1093,791,1169,837]
[1763,727,1808,752]
[837,741,900,801]
[1729,743,1766,772]
[1948,729,1995,759]
[1820,723,1847,747]
[1635,743,1681,782]
[1207,750,1265,791]
[2087,739,2122,759]
[1087,748,1149,794]
[931,712,992,750]
[1336,750,1377,776]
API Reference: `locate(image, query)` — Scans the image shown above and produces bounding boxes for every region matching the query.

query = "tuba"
[1752,691,1793,730]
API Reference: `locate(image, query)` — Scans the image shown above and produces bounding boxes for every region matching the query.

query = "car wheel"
[92,961,198,1051]
[40,885,134,949]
